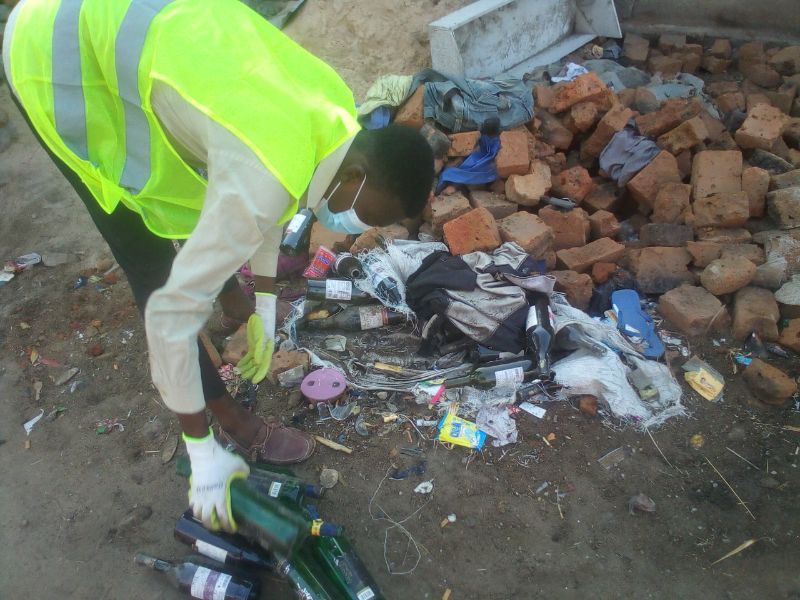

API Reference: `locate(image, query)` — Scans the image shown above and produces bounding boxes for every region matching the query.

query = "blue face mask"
[314,175,371,234]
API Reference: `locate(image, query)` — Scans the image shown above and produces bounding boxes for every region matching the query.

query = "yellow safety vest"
[10,0,361,238]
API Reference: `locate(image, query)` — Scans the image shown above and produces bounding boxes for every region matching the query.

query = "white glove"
[237,292,276,383]
[184,429,250,532]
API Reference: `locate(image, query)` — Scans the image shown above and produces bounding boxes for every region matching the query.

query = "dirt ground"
[2,2,800,599]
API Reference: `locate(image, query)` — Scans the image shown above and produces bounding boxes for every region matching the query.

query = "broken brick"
[657,116,709,155]
[496,212,554,257]
[496,130,531,177]
[744,359,798,405]
[652,182,692,224]
[732,286,781,341]
[627,151,682,210]
[623,33,650,64]
[635,98,702,138]
[430,192,472,235]
[394,86,424,128]
[735,103,790,151]
[269,350,310,385]
[709,38,732,60]
[695,227,752,244]
[566,101,599,133]
[648,54,683,78]
[768,45,800,75]
[583,181,621,213]
[556,238,625,273]
[350,223,409,254]
[551,166,594,202]
[741,166,770,218]
[448,131,480,157]
[715,92,746,114]
[702,56,732,74]
[766,82,797,115]
[700,256,758,296]
[551,271,593,310]
[658,285,730,336]
[721,244,766,266]
[537,110,574,151]
[505,160,551,207]
[468,191,518,220]
[588,210,620,240]
[538,206,591,250]
[686,241,723,268]
[443,208,502,255]
[741,62,782,88]
[551,72,609,113]
[534,84,555,111]
[778,319,800,352]
[658,33,686,54]
[691,150,743,200]
[690,191,750,228]
[640,223,694,247]
[635,247,695,294]
[767,187,800,229]
[581,105,634,160]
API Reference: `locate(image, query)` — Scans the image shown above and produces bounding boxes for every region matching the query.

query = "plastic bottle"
[280,208,315,255]
[134,553,257,600]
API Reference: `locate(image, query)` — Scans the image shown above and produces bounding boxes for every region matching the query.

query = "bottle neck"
[134,553,173,572]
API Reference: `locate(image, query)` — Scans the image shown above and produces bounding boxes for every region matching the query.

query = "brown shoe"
[219,416,315,465]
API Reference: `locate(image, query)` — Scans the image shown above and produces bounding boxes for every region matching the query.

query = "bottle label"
[358,306,387,330]
[357,588,377,600]
[190,566,232,600]
[285,213,307,235]
[526,306,541,330]
[495,367,524,386]
[268,481,282,498]
[194,540,229,565]
[325,279,352,301]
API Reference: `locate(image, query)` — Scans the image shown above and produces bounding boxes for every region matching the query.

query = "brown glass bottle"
[134,553,257,600]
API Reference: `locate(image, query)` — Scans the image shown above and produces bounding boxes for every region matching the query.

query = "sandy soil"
[2,2,800,599]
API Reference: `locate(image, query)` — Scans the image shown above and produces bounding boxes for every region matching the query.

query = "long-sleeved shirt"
[3,2,352,413]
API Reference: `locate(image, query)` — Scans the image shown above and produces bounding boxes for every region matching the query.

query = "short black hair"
[351,125,434,218]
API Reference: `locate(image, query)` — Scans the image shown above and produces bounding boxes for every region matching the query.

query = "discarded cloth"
[415,68,534,132]
[364,106,391,129]
[436,133,500,192]
[550,62,589,83]
[357,74,414,117]
[405,242,551,353]
[599,123,661,187]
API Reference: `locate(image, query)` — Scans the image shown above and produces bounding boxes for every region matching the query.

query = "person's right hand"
[183,429,250,532]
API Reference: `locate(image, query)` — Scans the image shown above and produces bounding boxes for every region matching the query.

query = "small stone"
[759,477,781,489]
[320,468,339,489]
[577,395,598,417]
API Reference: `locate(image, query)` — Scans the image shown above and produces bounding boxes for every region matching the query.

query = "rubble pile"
[355,34,800,406]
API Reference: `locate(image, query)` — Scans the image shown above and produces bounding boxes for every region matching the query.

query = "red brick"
[566,101,599,133]
[583,181,621,213]
[709,39,732,60]
[430,192,472,235]
[269,350,310,385]
[691,150,743,200]
[690,191,750,228]
[746,93,772,112]
[700,256,757,295]
[537,206,590,250]
[771,169,800,189]
[556,237,625,273]
[658,33,686,54]
[633,87,659,113]
[707,81,741,97]
[448,131,480,157]
[735,104,790,151]
[635,98,702,138]
[720,244,766,266]
[538,110,574,151]
[581,105,634,160]
[505,160,551,207]
[648,54,683,78]
[551,166,594,202]
[715,92,746,113]
[741,166,770,218]
[551,72,609,113]
[640,223,694,247]
[680,52,702,74]
[696,228,752,244]
[627,151,682,210]
[732,286,781,341]
[497,212,554,257]
[778,319,800,352]
[588,210,620,240]
[394,86,424,128]
[468,191,517,220]
[741,63,782,88]
[542,152,567,175]
[496,130,531,177]
[657,116,709,155]
[738,41,766,66]
[686,241,723,268]
[350,223,409,254]
[657,285,730,336]
[309,222,354,256]
[623,33,650,64]
[698,110,728,142]
[635,247,695,294]
[652,182,691,224]
[744,359,798,405]
[443,208,501,255]
[591,261,617,284]
[766,82,798,114]
[676,150,692,180]
[767,187,800,229]
[534,84,555,111]
[702,56,731,74]
[551,270,593,310]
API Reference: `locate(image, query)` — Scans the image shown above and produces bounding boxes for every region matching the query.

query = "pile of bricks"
[340,35,800,401]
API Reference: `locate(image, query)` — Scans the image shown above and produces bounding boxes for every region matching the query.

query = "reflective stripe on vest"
[53,0,172,193]
[52,0,88,160]
[115,0,172,192]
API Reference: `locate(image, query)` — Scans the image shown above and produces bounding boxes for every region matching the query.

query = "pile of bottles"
[136,458,383,600]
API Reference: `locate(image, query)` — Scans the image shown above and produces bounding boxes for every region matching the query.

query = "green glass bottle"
[310,535,384,600]
[248,463,325,502]
[276,548,347,600]
[445,358,537,389]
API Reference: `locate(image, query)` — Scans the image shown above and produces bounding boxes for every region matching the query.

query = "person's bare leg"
[217,284,254,323]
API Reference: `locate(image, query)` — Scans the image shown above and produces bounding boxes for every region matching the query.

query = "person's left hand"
[237,292,275,383]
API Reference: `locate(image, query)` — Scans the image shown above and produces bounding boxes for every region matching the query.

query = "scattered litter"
[711,539,758,566]
[277,365,306,387]
[689,434,705,450]
[412,381,446,406]
[550,62,589,83]
[766,343,791,359]
[95,418,125,434]
[597,447,628,470]
[320,468,340,489]
[43,406,66,422]
[440,513,457,528]
[413,481,434,494]
[534,481,550,495]
[518,401,547,419]
[355,413,370,437]
[436,409,486,450]
[323,335,347,352]
[313,434,353,454]
[0,272,14,286]
[682,356,724,402]
[628,493,656,515]
[32,380,43,402]
[23,409,44,435]
[415,418,438,427]
[53,367,80,386]
[734,354,753,366]
[389,461,427,480]
[476,405,518,447]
